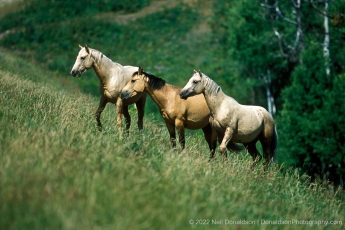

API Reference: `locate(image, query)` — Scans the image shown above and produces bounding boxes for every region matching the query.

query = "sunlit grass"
[0,63,344,229]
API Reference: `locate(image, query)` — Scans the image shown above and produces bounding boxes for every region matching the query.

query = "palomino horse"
[121,67,243,153]
[180,70,277,168]
[70,45,147,137]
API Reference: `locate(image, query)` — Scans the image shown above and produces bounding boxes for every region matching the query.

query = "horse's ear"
[198,70,203,77]
[138,66,143,75]
[84,44,90,54]
[193,69,197,74]
[79,44,83,49]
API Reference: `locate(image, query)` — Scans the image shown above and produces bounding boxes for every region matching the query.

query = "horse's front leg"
[122,105,131,136]
[135,94,146,131]
[116,97,124,139]
[202,124,217,160]
[165,121,176,148]
[94,96,107,131]
[175,119,185,149]
[219,127,234,158]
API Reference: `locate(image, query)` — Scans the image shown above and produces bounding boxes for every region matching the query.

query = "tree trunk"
[323,0,330,76]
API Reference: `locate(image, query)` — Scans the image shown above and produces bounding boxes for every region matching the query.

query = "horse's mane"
[202,73,221,96]
[90,48,118,66]
[132,71,166,90]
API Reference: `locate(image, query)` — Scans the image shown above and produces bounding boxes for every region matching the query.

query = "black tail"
[271,127,278,162]
[227,141,245,153]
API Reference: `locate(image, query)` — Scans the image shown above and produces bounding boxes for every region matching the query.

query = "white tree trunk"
[324,0,330,76]
[265,70,276,117]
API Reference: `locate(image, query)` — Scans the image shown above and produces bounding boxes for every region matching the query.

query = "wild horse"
[70,45,147,138]
[180,70,277,169]
[121,67,243,154]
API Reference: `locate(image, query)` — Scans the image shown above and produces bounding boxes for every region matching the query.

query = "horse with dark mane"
[121,67,243,154]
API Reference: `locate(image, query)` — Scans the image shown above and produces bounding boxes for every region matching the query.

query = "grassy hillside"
[0,0,260,119]
[0,1,345,229]
[1,49,344,229]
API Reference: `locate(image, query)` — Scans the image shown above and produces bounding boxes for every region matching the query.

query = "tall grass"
[0,52,344,229]
[0,1,266,122]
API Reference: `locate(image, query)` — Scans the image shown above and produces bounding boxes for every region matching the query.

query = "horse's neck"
[144,76,171,109]
[203,78,229,114]
[203,91,224,114]
[91,50,131,85]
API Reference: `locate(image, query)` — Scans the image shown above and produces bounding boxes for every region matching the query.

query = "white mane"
[202,73,221,96]
[90,48,118,66]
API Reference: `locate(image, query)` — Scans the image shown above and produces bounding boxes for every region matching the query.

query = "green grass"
[0,50,344,230]
[0,0,253,119]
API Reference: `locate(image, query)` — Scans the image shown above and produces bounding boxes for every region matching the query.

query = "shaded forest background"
[0,0,344,185]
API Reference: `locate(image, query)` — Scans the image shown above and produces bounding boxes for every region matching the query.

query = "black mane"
[132,71,166,90]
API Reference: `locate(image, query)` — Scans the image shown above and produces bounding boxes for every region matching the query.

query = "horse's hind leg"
[135,95,146,131]
[244,142,262,170]
[94,96,107,131]
[261,139,273,170]
[260,120,277,170]
[175,119,185,149]
[202,124,217,159]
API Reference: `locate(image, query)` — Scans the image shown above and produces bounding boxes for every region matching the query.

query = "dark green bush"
[279,46,345,184]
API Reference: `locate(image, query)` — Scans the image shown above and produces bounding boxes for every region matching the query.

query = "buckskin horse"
[121,67,243,154]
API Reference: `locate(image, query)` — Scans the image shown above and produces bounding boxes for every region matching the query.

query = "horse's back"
[238,104,275,137]
[123,66,138,75]
[214,102,271,142]
[250,105,274,126]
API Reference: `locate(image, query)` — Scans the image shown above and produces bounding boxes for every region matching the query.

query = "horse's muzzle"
[179,91,188,100]
[121,91,131,100]
[70,69,81,78]
[70,69,77,77]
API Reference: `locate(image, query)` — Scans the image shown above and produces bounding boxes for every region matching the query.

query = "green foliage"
[210,1,263,106]
[0,0,278,119]
[275,1,345,183]
[0,0,150,86]
[0,0,150,31]
[279,45,345,183]
[1,51,344,229]
[0,1,215,119]
[212,0,345,183]
[211,0,291,108]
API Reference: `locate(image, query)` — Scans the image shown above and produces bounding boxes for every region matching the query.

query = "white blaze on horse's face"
[180,71,204,99]
[70,46,94,78]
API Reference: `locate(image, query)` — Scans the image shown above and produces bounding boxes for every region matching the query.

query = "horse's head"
[121,66,146,100]
[70,45,94,78]
[180,70,205,99]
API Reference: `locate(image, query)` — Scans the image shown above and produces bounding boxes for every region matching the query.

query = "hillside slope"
[1,1,345,229]
[0,49,344,229]
[0,0,259,113]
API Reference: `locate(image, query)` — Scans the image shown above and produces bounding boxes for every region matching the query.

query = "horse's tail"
[271,127,278,162]
[227,141,245,153]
